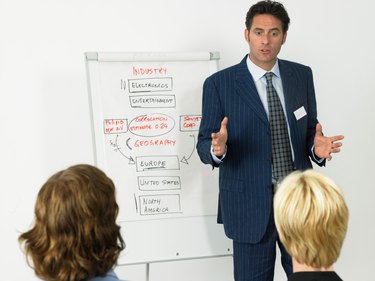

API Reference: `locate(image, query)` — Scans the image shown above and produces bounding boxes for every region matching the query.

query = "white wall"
[1,0,374,280]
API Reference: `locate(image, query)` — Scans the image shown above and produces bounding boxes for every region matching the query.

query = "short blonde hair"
[274,169,348,268]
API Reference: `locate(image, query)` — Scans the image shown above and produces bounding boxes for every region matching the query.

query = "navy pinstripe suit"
[197,55,325,280]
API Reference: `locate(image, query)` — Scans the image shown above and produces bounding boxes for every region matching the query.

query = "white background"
[1,0,374,280]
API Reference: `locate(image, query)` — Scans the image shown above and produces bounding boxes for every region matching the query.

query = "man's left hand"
[314,123,344,161]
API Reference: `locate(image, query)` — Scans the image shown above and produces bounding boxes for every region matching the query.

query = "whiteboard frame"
[85,52,232,265]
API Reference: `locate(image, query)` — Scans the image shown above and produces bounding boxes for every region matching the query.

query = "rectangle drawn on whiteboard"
[179,115,202,132]
[128,77,173,93]
[104,119,128,134]
[129,95,176,108]
[138,176,181,191]
[139,194,181,216]
[136,155,180,172]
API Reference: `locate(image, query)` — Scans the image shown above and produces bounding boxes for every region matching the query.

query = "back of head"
[274,170,349,268]
[19,164,125,281]
[245,0,290,33]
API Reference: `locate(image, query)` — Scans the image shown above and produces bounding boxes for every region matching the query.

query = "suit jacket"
[197,55,325,243]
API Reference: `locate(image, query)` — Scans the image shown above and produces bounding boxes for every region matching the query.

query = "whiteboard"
[85,52,232,264]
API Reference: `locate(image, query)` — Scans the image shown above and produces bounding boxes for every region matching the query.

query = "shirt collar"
[246,55,281,81]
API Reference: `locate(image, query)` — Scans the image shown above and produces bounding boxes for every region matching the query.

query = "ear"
[244,28,250,42]
[282,31,287,44]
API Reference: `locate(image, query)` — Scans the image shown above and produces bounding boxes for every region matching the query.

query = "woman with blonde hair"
[274,170,348,281]
[19,164,125,281]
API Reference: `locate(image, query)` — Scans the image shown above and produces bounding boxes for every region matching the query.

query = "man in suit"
[196,1,344,281]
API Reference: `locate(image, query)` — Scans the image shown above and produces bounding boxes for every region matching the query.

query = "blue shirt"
[89,270,120,281]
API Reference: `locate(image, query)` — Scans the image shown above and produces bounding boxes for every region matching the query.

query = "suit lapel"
[279,60,296,125]
[234,56,269,126]
[279,60,299,151]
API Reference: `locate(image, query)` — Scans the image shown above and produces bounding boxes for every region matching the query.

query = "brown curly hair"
[19,164,125,281]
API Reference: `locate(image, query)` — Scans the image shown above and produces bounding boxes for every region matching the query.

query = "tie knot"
[265,72,274,83]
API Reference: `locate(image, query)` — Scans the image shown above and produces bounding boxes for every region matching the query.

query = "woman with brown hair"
[19,164,125,281]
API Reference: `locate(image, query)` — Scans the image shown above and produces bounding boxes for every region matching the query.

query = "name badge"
[294,106,307,120]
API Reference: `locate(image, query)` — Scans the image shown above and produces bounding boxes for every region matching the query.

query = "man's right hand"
[211,117,228,157]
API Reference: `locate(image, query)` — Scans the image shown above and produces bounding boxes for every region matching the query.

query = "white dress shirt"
[246,57,295,161]
[246,57,287,119]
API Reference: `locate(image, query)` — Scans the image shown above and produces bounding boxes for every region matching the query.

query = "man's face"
[245,14,287,71]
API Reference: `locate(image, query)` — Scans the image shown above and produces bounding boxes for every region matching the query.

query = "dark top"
[288,271,343,281]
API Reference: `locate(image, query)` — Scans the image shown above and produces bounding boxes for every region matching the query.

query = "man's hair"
[274,170,349,268]
[19,164,125,281]
[245,0,290,33]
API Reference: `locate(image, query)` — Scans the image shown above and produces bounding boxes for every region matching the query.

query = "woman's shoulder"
[89,270,120,281]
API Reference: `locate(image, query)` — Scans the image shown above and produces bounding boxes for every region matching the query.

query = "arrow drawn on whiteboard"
[126,137,132,150]
[181,134,196,165]
[110,135,135,165]
[121,79,126,91]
